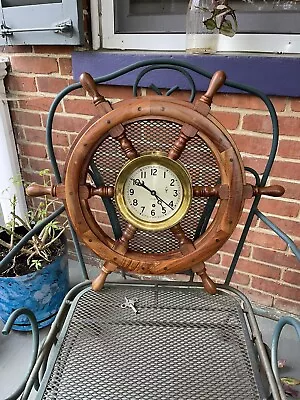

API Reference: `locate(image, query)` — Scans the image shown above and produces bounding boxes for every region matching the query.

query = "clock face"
[123,164,183,223]
[115,153,192,231]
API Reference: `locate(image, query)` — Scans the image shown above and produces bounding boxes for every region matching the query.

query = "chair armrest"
[2,308,39,400]
[271,316,300,400]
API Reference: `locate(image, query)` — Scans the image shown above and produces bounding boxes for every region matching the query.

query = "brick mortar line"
[238,220,300,233]
[271,176,300,184]
[240,151,300,163]
[11,109,92,121]
[247,273,300,288]
[245,197,300,205]
[232,129,300,141]
[236,112,243,130]
[237,284,277,297]
[254,209,300,219]
[236,224,300,236]
[14,125,74,139]
[279,267,285,281]
[219,249,297,265]
[230,254,294,271]
[213,105,300,117]
[6,92,60,99]
[270,155,300,163]
[241,153,300,164]
[11,107,63,115]
[273,295,300,305]
[18,139,70,151]
[7,91,88,102]
[18,91,88,100]
[237,128,300,140]
[285,98,292,112]
[8,71,73,79]
[60,94,90,100]
[212,106,280,116]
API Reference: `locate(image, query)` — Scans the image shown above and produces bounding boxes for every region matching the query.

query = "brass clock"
[115,153,192,231]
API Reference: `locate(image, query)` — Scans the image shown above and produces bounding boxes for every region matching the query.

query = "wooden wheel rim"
[64,97,245,275]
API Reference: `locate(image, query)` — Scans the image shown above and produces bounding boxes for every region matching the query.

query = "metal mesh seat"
[39,284,264,400]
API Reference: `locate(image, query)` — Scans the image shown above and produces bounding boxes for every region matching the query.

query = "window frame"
[101,0,300,53]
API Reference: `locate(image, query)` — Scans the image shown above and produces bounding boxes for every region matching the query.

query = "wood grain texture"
[26,183,114,199]
[80,72,106,106]
[170,225,217,294]
[199,70,226,107]
[193,184,229,199]
[92,224,137,291]
[253,185,285,197]
[63,95,245,277]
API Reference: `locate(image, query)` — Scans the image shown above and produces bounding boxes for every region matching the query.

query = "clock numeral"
[140,206,145,213]
[133,199,138,206]
[151,168,157,176]
[169,201,174,208]
[170,179,175,187]
[151,209,156,216]
[162,207,167,214]
[163,171,166,179]
[129,188,134,195]
[173,190,178,197]
[140,171,147,179]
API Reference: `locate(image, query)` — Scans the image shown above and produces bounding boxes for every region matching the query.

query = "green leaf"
[219,19,235,37]
[203,18,216,31]
[281,377,300,386]
[39,169,50,177]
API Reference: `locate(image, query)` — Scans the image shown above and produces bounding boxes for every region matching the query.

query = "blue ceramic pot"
[0,245,69,331]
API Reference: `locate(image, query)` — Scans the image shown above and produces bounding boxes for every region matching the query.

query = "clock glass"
[115,154,192,231]
[124,163,183,223]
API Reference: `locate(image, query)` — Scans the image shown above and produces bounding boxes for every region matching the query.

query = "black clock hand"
[133,179,155,195]
[134,179,174,210]
[154,193,174,211]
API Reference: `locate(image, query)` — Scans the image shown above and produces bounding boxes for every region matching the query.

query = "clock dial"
[124,164,183,223]
[115,153,192,231]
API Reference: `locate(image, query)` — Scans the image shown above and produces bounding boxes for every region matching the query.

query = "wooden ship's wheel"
[27,71,284,294]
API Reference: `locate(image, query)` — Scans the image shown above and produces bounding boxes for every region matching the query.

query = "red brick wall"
[3,46,300,314]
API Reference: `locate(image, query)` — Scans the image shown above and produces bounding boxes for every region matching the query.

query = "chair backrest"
[26,59,299,290]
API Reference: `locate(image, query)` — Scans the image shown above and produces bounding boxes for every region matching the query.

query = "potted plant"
[0,170,69,331]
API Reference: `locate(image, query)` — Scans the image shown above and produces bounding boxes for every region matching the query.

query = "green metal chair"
[2,59,300,400]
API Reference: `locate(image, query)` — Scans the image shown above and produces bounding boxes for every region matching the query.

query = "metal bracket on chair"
[1,19,73,38]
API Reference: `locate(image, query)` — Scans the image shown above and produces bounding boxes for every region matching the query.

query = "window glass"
[114,0,300,34]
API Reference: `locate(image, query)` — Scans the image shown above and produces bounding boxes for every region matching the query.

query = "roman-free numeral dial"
[124,164,183,223]
[115,153,192,231]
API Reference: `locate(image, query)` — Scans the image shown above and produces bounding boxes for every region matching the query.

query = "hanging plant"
[201,1,238,37]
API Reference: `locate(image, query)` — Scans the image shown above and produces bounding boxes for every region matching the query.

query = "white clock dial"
[115,153,192,231]
[123,164,183,223]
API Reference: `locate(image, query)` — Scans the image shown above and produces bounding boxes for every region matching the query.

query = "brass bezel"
[115,152,192,232]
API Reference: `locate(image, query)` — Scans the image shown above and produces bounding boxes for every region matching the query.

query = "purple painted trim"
[72,52,300,97]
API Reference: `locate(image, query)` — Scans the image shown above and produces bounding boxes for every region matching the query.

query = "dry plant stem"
[42,228,65,250]
[12,214,31,230]
[1,225,23,241]
[9,195,16,249]
[0,238,11,249]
